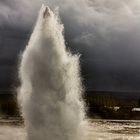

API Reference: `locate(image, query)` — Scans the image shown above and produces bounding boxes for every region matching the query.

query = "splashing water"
[18,5,86,140]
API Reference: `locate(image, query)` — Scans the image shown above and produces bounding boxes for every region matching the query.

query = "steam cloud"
[19,5,86,140]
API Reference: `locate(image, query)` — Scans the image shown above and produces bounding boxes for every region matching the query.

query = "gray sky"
[1,0,140,91]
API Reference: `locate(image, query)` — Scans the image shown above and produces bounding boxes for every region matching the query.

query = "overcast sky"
[1,0,140,91]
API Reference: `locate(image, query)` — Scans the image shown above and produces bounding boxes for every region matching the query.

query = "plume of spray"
[18,4,87,140]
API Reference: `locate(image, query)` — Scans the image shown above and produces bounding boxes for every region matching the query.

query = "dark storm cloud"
[1,0,140,91]
[46,0,140,91]
[0,0,44,28]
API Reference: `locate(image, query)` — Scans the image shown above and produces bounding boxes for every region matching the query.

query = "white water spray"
[18,5,86,140]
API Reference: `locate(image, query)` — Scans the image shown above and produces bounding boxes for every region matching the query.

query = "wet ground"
[88,119,140,140]
[0,118,140,140]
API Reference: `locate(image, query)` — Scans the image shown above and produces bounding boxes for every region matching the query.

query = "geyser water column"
[18,5,86,140]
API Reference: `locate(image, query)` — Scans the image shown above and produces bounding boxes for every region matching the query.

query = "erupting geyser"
[18,5,86,140]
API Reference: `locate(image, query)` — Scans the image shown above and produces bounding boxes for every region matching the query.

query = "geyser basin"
[18,5,86,140]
